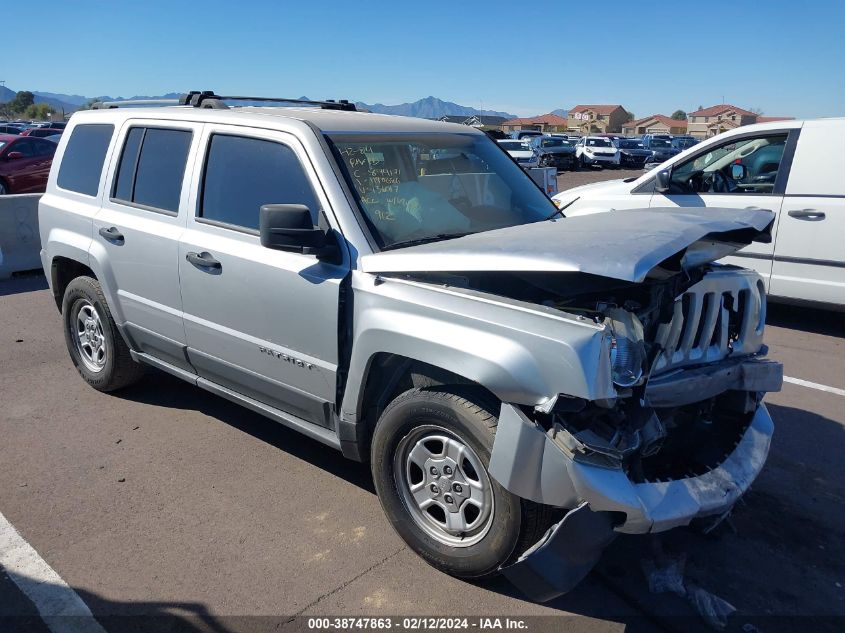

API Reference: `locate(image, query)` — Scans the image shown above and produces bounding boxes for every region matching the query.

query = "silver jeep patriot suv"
[39,92,782,600]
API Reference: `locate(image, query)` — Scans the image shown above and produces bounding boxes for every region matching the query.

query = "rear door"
[650,129,798,290]
[93,120,202,371]
[770,121,845,305]
[178,125,347,428]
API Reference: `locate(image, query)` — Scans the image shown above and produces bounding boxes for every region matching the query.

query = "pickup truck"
[39,92,782,601]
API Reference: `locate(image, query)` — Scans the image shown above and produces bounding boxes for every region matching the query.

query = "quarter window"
[112,127,192,213]
[199,134,319,231]
[57,124,114,196]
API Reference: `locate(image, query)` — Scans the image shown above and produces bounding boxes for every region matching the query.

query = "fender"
[340,272,616,422]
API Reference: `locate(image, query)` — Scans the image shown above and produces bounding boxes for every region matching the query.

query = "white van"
[552,119,845,309]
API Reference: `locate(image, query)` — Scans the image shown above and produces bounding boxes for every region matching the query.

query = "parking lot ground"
[1,276,843,633]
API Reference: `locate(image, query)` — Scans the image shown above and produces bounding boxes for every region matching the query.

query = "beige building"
[622,114,688,137]
[500,113,569,134]
[567,105,629,134]
[686,104,759,139]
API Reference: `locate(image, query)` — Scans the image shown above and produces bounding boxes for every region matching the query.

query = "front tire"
[62,276,145,392]
[371,387,555,579]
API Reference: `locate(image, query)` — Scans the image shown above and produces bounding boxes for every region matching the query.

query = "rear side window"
[112,127,192,213]
[199,134,319,231]
[57,124,114,196]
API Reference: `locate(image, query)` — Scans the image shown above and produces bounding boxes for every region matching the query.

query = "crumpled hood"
[361,207,775,283]
[540,146,576,155]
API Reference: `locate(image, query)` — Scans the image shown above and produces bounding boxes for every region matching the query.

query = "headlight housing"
[605,308,646,387]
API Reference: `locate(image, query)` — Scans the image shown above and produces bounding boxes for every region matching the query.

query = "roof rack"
[91,98,182,109]
[92,91,357,112]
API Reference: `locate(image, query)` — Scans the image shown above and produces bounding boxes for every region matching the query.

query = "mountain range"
[1,87,519,120]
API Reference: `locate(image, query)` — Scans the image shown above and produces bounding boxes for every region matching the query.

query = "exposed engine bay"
[397,264,777,485]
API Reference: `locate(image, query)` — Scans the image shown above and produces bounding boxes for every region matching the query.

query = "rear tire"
[62,276,145,392]
[371,387,556,579]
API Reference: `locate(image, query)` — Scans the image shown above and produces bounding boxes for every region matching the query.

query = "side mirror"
[654,169,671,193]
[731,163,747,181]
[259,204,338,259]
[6,151,24,160]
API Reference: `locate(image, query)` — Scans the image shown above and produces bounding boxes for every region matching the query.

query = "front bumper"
[492,400,774,600]
[581,153,617,165]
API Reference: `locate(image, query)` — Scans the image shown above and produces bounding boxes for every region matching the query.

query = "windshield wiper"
[383,232,473,250]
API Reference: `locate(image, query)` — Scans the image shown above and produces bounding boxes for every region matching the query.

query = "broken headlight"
[605,308,647,388]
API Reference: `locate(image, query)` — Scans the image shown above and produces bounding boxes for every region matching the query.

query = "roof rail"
[185,91,357,111]
[89,91,358,112]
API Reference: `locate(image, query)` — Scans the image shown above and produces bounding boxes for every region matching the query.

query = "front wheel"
[371,387,555,579]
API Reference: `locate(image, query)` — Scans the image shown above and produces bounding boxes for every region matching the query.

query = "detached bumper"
[490,401,774,533]
[490,394,775,600]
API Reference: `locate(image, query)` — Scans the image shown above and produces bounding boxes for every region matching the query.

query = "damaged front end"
[488,266,782,601]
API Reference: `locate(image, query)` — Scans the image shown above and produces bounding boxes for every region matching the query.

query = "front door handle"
[186,251,222,271]
[98,226,124,242]
[788,209,826,221]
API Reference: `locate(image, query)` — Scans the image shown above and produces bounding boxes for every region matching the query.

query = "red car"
[0,134,57,194]
[20,127,63,138]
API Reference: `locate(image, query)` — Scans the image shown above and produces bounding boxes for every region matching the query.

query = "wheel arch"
[50,255,96,310]
[337,352,496,462]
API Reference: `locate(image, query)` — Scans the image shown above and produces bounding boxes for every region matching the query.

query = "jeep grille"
[651,270,766,375]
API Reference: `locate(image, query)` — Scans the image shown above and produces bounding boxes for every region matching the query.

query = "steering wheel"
[709,170,731,193]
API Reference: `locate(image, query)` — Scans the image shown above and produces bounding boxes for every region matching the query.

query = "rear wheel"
[371,387,556,579]
[62,276,145,392]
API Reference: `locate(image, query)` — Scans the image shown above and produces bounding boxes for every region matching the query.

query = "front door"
[650,130,797,290]
[770,121,845,305]
[178,126,347,428]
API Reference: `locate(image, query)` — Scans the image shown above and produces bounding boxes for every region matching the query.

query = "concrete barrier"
[0,194,42,280]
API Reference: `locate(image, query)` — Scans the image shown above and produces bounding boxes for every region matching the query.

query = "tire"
[371,386,556,579]
[62,276,145,392]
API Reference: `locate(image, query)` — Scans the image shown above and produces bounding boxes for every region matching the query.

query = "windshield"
[617,140,643,149]
[541,138,570,147]
[328,133,557,249]
[586,138,612,147]
[649,138,671,148]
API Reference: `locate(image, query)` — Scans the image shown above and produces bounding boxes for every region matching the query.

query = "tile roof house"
[622,114,688,137]
[500,113,570,133]
[687,104,759,139]
[567,105,630,134]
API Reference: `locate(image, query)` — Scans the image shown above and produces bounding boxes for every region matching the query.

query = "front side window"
[112,127,192,213]
[57,124,114,196]
[199,134,319,231]
[328,133,556,249]
[669,134,787,195]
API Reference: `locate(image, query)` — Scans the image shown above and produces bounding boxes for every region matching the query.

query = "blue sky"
[4,0,844,119]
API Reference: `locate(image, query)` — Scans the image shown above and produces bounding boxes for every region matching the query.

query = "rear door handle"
[788,209,826,220]
[98,226,124,242]
[186,251,222,271]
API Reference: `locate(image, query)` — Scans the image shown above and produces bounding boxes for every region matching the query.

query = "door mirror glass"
[259,204,337,259]
[654,169,671,193]
[731,163,747,181]
[6,151,24,160]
